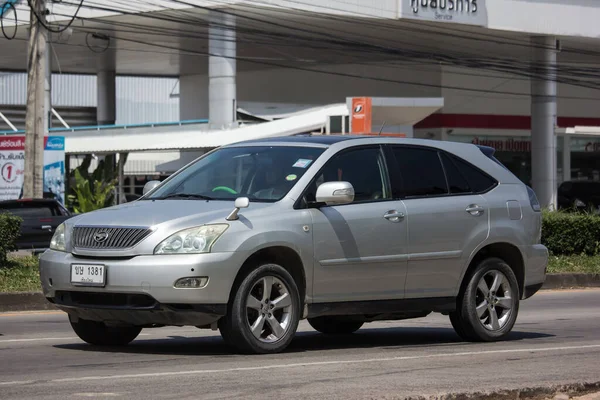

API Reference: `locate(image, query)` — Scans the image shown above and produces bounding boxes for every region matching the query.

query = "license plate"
[71,264,106,287]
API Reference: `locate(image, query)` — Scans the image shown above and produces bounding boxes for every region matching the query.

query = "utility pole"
[23,0,47,199]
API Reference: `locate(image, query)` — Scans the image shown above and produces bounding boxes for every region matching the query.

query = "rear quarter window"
[448,154,497,193]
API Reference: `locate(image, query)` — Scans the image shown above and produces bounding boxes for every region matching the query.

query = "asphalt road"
[1,289,599,400]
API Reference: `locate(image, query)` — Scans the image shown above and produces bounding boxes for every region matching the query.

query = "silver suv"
[39,136,548,354]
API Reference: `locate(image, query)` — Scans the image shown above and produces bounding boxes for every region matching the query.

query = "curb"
[0,292,56,312]
[541,273,600,290]
[1,274,600,313]
[405,381,600,400]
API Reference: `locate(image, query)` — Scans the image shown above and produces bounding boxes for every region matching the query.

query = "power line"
[20,0,600,98]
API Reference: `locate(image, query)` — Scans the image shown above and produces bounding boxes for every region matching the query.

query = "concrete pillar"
[530,36,558,210]
[97,70,116,126]
[45,36,52,132]
[209,11,236,129]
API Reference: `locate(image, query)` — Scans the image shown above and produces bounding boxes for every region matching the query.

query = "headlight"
[50,223,66,252]
[154,224,228,255]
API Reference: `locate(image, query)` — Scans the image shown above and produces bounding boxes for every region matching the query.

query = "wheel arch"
[459,242,525,299]
[228,245,307,311]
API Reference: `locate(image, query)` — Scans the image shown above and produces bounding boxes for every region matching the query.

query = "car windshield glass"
[146,145,325,202]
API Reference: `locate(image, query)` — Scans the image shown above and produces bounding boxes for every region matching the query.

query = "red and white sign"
[0,135,65,202]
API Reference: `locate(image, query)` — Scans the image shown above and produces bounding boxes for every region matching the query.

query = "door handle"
[466,204,485,216]
[383,210,405,222]
[41,225,52,230]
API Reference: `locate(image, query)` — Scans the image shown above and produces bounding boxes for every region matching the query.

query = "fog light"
[174,277,208,288]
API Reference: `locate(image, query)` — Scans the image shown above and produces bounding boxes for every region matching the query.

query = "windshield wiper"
[153,193,214,201]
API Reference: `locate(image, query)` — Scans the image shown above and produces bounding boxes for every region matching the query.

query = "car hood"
[69,199,272,228]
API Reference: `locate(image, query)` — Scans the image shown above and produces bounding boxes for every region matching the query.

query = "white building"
[2,0,600,206]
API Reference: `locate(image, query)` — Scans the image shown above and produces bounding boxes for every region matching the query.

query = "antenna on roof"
[378,121,386,135]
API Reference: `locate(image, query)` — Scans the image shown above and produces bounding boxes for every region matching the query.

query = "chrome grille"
[72,227,153,250]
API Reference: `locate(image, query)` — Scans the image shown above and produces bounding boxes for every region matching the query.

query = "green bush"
[0,213,22,265]
[542,210,600,256]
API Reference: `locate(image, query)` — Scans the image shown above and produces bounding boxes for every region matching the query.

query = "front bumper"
[39,250,249,324]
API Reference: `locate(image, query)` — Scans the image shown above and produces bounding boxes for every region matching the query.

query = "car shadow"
[53,326,554,357]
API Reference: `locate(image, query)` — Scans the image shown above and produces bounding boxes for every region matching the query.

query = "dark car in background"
[0,199,72,253]
[557,181,600,212]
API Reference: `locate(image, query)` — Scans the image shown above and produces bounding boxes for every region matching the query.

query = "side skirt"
[307,297,456,319]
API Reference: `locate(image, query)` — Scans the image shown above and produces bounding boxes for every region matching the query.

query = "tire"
[308,316,363,335]
[218,263,301,354]
[450,257,520,342]
[69,315,142,346]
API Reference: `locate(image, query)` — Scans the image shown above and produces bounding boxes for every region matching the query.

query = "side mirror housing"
[226,197,250,221]
[315,181,354,206]
[143,180,161,195]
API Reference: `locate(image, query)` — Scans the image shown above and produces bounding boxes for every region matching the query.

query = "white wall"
[486,0,600,38]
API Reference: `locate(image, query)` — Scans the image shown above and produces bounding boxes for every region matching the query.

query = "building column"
[209,11,236,129]
[530,36,558,210]
[97,69,116,126]
[45,35,52,132]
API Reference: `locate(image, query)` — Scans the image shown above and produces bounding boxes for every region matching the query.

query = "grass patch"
[0,256,42,293]
[548,255,600,274]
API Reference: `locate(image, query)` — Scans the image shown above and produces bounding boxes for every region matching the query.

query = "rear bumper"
[522,244,548,299]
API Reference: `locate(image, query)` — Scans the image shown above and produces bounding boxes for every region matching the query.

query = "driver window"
[305,147,390,204]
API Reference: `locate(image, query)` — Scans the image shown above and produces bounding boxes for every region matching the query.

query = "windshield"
[147,145,325,202]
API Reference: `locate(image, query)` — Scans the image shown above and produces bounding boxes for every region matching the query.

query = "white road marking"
[0,333,151,344]
[1,343,599,387]
[0,337,78,343]
[0,380,36,386]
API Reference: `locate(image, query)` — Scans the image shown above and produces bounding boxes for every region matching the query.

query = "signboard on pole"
[0,136,66,203]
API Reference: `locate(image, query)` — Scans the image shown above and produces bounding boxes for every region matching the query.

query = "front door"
[307,146,408,303]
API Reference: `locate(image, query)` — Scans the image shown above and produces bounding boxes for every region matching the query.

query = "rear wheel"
[219,263,301,354]
[450,257,520,342]
[69,315,142,346]
[308,316,364,335]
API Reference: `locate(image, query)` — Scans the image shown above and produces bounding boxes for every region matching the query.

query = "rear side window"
[0,202,60,218]
[449,154,497,193]
[440,153,470,194]
[390,147,447,197]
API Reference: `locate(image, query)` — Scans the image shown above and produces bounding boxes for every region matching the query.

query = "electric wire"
[15,0,600,98]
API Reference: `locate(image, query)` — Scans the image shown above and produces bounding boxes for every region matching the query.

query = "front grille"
[72,226,153,250]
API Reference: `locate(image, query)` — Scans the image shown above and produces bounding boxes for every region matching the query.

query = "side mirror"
[143,180,161,195]
[316,181,354,206]
[226,197,250,221]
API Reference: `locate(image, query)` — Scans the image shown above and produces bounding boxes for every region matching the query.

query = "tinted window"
[391,147,447,197]
[450,154,497,193]
[305,147,390,204]
[440,153,471,194]
[0,202,58,217]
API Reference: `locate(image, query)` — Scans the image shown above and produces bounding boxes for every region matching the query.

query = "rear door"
[0,200,70,249]
[386,145,493,299]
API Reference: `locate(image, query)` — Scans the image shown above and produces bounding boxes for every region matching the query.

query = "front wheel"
[69,315,142,346]
[450,257,520,342]
[219,263,301,354]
